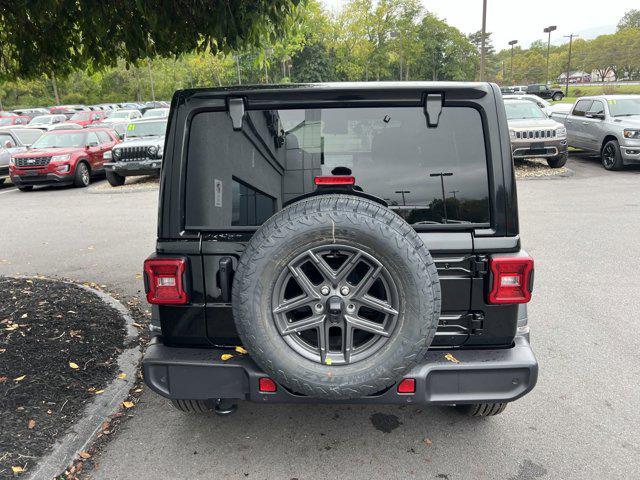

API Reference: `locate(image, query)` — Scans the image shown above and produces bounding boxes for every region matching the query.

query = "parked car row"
[501,84,565,102]
[0,115,168,191]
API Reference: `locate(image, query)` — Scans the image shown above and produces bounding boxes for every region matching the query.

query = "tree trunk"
[51,71,60,104]
[146,59,156,101]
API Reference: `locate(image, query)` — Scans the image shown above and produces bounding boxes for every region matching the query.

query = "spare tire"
[232,194,441,399]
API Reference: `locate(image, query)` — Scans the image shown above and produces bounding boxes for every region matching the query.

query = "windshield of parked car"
[110,110,135,119]
[29,115,55,124]
[0,133,15,146]
[14,129,43,145]
[70,112,91,121]
[125,120,167,139]
[607,98,640,117]
[143,108,169,118]
[504,101,547,120]
[0,118,15,126]
[31,131,87,149]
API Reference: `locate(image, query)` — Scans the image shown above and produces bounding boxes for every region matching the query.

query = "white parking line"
[0,187,17,195]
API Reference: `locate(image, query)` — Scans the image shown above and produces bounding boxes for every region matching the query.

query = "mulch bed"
[0,277,126,478]
[514,158,571,179]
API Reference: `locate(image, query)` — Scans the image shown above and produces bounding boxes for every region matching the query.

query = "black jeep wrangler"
[142,83,538,417]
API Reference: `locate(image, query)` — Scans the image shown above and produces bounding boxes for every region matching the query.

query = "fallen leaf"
[134,388,143,393]
[20,313,28,318]
[423,437,432,446]
[0,376,7,383]
[220,354,234,361]
[118,373,126,379]
[135,273,142,279]
[87,245,95,250]
[235,346,248,354]
[325,357,333,365]
[94,390,104,394]
[444,353,460,364]
[132,322,143,328]
[100,421,110,431]
[0,348,5,353]
[68,310,77,314]
[69,362,80,369]
[26,279,33,284]
[122,401,135,409]
[11,466,24,474]
[5,324,19,331]
[14,375,26,382]
[79,451,91,459]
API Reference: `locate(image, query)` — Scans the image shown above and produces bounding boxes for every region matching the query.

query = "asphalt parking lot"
[1,156,639,480]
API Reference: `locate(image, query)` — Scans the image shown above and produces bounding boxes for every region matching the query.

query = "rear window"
[185,106,490,230]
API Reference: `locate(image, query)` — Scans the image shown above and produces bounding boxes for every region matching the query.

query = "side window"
[86,132,99,145]
[539,85,548,92]
[572,100,593,117]
[528,85,538,92]
[587,101,604,115]
[96,131,111,143]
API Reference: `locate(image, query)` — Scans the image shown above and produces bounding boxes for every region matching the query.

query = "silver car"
[0,128,44,184]
[551,95,640,170]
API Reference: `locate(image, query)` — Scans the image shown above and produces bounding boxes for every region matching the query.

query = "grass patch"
[550,84,640,103]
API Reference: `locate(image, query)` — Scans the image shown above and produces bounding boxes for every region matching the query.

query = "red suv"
[0,115,30,126]
[10,128,119,191]
[66,111,106,127]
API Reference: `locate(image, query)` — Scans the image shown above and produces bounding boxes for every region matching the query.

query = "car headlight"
[509,129,516,139]
[556,127,567,138]
[51,154,70,163]
[623,129,640,139]
[9,156,15,165]
[147,145,158,157]
[103,150,112,160]
[112,149,121,159]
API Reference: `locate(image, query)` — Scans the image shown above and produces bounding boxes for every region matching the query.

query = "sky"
[321,0,637,50]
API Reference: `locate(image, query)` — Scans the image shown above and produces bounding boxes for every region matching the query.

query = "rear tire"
[106,170,126,187]
[552,92,563,102]
[170,399,213,413]
[456,402,508,417]
[73,161,91,187]
[601,139,624,171]
[17,185,33,192]
[547,155,567,168]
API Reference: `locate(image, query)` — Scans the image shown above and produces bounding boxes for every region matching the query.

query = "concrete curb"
[25,281,141,480]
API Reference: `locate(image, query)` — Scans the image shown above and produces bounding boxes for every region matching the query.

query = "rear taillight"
[258,377,277,393]
[488,255,534,304]
[314,175,355,186]
[143,258,188,305]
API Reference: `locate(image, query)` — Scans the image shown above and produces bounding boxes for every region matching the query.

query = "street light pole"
[564,34,578,96]
[508,40,518,85]
[395,190,410,206]
[479,0,487,81]
[429,172,453,224]
[543,25,557,86]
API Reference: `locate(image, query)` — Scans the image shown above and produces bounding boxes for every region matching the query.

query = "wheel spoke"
[350,263,382,299]
[318,320,331,364]
[343,324,354,363]
[287,263,320,300]
[345,314,390,337]
[280,314,325,336]
[357,295,399,316]
[273,294,315,315]
[308,249,362,286]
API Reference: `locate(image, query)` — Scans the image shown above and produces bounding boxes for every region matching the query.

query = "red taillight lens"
[258,377,277,393]
[397,378,415,394]
[143,258,188,305]
[314,175,355,186]
[488,255,534,304]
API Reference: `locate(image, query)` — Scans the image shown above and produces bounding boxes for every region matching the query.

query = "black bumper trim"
[143,336,538,405]
[11,172,73,186]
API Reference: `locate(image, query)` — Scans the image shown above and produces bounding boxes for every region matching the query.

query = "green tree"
[0,1,303,79]
[618,9,640,30]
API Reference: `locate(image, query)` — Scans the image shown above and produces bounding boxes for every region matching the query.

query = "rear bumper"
[143,335,538,405]
[105,160,160,176]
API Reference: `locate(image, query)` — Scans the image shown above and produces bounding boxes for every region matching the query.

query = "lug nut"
[347,304,355,312]
[320,286,330,295]
[340,286,350,296]
[314,303,324,312]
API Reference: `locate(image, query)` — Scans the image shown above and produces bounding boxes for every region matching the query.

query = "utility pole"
[395,190,410,206]
[508,40,518,85]
[543,25,557,85]
[146,59,155,101]
[479,0,487,81]
[564,34,578,96]
[429,172,453,224]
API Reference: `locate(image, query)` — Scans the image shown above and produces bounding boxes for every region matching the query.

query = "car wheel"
[73,161,91,187]
[106,170,126,187]
[547,155,567,168]
[552,92,563,102]
[601,139,624,171]
[455,403,508,417]
[170,399,213,413]
[232,194,441,400]
[17,185,33,192]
